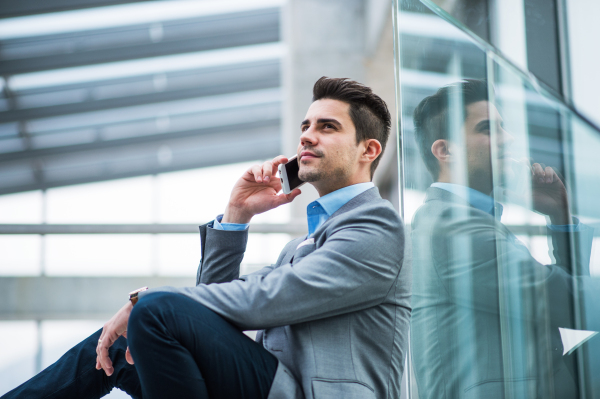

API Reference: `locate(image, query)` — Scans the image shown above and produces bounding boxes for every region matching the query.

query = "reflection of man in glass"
[410,79,597,398]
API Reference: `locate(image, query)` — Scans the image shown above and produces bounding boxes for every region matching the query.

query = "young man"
[4,77,410,399]
[410,79,599,398]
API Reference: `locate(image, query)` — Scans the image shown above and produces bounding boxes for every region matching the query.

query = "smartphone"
[278,155,306,194]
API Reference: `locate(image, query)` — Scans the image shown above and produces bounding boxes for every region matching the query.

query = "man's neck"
[313,178,372,197]
[435,177,492,197]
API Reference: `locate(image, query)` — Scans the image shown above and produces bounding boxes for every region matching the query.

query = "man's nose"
[300,127,316,146]
[500,127,515,146]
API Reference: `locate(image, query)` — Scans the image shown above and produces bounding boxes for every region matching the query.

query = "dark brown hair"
[413,79,490,179]
[312,77,391,177]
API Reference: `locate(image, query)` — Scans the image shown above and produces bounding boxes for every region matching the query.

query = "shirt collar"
[313,182,374,217]
[431,182,498,215]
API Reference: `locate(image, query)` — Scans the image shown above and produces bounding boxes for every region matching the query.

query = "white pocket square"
[296,238,314,249]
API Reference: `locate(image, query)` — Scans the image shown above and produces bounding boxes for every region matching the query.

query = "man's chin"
[298,170,321,183]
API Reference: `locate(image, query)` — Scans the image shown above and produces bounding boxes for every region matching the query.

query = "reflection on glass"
[395,1,600,397]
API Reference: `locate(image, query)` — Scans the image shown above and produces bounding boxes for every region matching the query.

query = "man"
[410,79,599,398]
[4,77,410,399]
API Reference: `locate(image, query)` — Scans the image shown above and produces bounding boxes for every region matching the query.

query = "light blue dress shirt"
[213,182,375,235]
[431,182,579,230]
[306,182,374,236]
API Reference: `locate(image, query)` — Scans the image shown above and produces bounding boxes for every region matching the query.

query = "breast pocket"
[291,243,317,265]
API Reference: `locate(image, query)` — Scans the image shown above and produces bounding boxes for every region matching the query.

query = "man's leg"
[127,291,278,399]
[2,328,142,399]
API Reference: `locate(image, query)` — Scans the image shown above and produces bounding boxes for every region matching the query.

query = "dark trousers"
[3,292,278,399]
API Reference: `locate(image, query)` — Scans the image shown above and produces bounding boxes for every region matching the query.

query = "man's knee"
[128,291,214,332]
[129,292,179,331]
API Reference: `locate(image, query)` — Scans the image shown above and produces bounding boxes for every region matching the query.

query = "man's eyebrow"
[300,118,342,128]
[317,118,341,126]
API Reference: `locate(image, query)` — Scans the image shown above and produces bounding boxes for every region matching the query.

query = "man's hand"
[507,160,571,225]
[222,155,302,224]
[529,162,571,225]
[95,301,134,376]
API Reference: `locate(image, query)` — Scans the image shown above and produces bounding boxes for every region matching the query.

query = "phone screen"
[285,157,304,190]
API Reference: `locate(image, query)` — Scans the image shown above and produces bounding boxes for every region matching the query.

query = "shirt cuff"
[212,215,249,231]
[548,217,581,232]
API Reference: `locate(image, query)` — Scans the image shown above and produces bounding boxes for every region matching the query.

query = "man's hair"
[413,79,490,179]
[312,77,391,177]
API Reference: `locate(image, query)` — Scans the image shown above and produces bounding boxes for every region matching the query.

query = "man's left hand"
[96,301,135,376]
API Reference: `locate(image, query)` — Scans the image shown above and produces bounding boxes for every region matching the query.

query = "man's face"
[460,100,514,192]
[297,99,362,193]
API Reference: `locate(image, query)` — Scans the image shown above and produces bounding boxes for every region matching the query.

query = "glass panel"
[156,233,200,277]
[0,190,42,223]
[394,1,600,397]
[0,235,41,276]
[45,234,153,276]
[46,176,153,224]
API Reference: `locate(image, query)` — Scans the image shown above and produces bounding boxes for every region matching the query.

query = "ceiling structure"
[0,1,282,195]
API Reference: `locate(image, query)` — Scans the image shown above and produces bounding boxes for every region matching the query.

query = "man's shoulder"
[323,189,403,236]
[335,186,399,218]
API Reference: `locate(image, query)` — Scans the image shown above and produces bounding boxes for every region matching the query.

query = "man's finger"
[262,161,274,183]
[98,343,115,376]
[544,166,554,183]
[532,163,545,182]
[251,164,264,183]
[274,188,301,206]
[271,155,288,167]
[126,347,135,365]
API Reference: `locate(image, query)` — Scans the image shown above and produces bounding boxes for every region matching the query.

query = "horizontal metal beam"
[0,122,281,195]
[0,116,280,164]
[1,9,279,75]
[0,276,194,320]
[4,223,597,237]
[0,223,308,235]
[0,0,146,19]
[1,61,280,124]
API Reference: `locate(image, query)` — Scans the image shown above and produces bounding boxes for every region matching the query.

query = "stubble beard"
[299,158,350,186]
[298,163,323,182]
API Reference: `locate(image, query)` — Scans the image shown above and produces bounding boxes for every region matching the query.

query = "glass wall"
[393,0,600,397]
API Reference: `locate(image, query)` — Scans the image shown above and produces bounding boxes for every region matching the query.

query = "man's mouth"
[300,150,322,161]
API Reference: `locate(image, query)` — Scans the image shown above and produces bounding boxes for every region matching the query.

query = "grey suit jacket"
[140,187,411,399]
[411,187,599,398]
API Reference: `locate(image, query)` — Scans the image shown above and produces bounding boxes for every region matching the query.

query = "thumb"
[125,347,135,365]
[280,188,302,205]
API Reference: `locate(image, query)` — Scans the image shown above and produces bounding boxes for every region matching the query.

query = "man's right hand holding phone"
[222,155,302,224]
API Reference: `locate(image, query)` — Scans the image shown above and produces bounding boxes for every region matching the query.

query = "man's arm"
[196,220,248,285]
[142,204,405,330]
[96,156,301,375]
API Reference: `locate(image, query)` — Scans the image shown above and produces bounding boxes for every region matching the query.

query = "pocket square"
[296,237,314,249]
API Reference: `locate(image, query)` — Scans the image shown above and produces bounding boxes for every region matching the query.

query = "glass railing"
[393,0,600,397]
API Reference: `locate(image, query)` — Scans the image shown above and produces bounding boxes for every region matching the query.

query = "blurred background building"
[1,0,599,397]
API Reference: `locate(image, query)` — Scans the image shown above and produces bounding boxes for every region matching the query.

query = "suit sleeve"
[195,221,248,285]
[142,204,405,330]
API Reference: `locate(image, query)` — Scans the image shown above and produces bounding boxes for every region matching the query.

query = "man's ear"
[431,139,453,163]
[361,139,382,163]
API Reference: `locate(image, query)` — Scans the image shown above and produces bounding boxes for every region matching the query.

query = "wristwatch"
[129,287,149,306]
